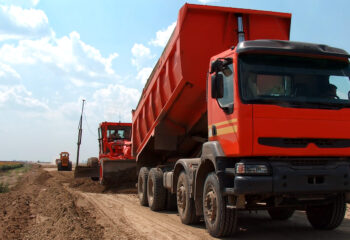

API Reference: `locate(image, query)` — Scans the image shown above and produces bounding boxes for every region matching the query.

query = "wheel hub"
[177,185,186,212]
[204,189,217,223]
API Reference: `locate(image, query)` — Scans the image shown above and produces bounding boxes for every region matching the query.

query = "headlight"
[235,163,270,175]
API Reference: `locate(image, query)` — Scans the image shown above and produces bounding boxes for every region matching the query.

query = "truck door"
[208,56,239,156]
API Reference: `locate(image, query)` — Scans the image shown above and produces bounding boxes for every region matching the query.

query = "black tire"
[177,171,199,225]
[147,168,166,211]
[57,163,62,171]
[203,173,237,237]
[306,194,346,230]
[68,162,72,171]
[268,208,295,220]
[138,167,149,206]
[87,157,98,168]
[91,177,99,181]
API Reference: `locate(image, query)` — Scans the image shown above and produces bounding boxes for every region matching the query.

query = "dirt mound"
[34,171,52,185]
[0,165,104,240]
[69,176,137,195]
[69,178,105,193]
[0,192,32,240]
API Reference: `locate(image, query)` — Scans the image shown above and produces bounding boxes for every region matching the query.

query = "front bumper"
[225,160,350,195]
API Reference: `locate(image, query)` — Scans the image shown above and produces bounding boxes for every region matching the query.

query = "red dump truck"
[132,3,350,237]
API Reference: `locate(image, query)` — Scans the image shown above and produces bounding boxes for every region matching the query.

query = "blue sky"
[0,0,349,162]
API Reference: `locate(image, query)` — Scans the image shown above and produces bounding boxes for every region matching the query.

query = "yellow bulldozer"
[56,152,72,171]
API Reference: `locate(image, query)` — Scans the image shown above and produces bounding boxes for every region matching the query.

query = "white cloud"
[0,62,21,80]
[131,43,151,58]
[0,31,120,80]
[91,84,140,121]
[31,0,39,6]
[0,5,50,41]
[149,22,176,47]
[0,84,48,109]
[70,77,102,88]
[197,0,219,3]
[0,0,40,7]
[131,43,153,70]
[136,67,152,84]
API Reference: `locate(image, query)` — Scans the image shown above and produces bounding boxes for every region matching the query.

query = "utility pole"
[76,99,85,167]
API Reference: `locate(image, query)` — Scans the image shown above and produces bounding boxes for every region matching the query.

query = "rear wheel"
[268,208,295,220]
[68,162,72,171]
[57,163,62,171]
[177,171,199,225]
[147,168,166,211]
[87,157,98,168]
[306,194,346,230]
[203,173,237,237]
[138,167,149,206]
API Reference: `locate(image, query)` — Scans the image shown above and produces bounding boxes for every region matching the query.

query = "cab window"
[218,64,234,107]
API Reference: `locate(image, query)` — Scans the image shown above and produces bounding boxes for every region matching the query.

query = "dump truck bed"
[132,3,291,164]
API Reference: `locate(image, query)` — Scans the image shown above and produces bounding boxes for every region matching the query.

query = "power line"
[83,108,98,138]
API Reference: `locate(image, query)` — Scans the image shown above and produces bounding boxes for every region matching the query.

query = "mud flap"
[74,166,99,178]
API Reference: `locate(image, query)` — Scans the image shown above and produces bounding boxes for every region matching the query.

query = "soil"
[0,165,103,240]
[1,165,350,240]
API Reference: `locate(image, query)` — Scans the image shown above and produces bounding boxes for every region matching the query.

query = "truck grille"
[290,159,328,166]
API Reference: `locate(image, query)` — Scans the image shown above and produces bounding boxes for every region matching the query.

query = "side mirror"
[211,74,224,99]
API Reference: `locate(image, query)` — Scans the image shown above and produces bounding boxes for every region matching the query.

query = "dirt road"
[1,165,350,239]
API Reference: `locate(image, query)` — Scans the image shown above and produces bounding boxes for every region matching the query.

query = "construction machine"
[75,122,136,185]
[56,152,72,171]
[133,3,350,237]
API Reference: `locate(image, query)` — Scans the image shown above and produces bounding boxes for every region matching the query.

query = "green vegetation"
[0,163,24,171]
[0,182,9,193]
[0,162,32,193]
[12,163,32,174]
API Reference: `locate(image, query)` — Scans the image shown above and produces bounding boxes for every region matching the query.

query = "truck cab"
[99,122,133,160]
[205,38,350,214]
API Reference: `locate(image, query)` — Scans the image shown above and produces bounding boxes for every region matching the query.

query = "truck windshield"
[107,126,131,140]
[239,54,350,109]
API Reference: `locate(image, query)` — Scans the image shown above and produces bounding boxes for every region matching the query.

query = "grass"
[0,162,24,172]
[0,162,32,193]
[0,182,9,193]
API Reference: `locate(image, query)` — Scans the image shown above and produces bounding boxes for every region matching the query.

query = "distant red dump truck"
[132,3,350,237]
[75,122,136,185]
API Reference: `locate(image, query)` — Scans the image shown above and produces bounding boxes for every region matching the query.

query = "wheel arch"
[194,159,215,216]
[172,158,200,195]
[194,141,225,216]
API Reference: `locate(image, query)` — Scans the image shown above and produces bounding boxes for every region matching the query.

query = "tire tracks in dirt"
[72,191,212,240]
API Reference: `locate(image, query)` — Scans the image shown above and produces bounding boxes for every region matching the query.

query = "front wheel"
[203,173,237,237]
[306,194,346,230]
